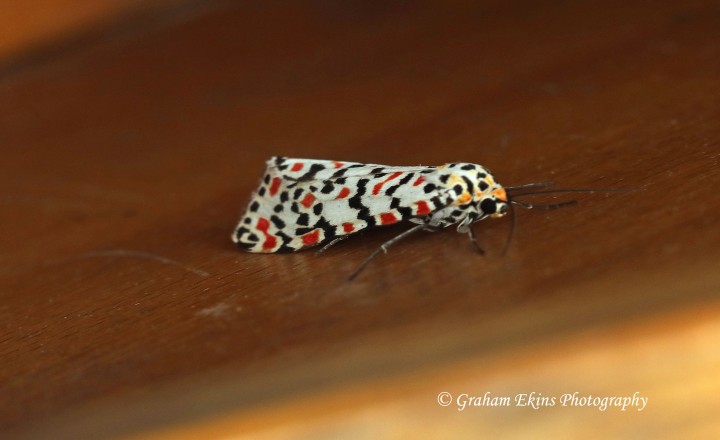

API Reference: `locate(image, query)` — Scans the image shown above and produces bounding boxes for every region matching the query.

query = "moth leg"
[315,235,350,255]
[466,225,485,255]
[348,224,431,281]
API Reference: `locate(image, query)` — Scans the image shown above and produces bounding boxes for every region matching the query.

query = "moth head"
[475,173,509,219]
[479,185,509,219]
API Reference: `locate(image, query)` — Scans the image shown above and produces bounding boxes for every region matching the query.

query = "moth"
[232,156,609,279]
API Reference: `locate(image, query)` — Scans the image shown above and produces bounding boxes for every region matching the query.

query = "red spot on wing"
[380,212,398,225]
[290,162,304,172]
[269,177,282,196]
[343,222,355,233]
[413,176,425,186]
[416,201,431,215]
[333,161,344,168]
[257,217,270,231]
[302,229,321,246]
[372,171,403,195]
[256,217,277,251]
[301,193,315,208]
[337,187,351,199]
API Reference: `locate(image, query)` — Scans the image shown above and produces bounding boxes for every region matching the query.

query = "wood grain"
[1,0,719,438]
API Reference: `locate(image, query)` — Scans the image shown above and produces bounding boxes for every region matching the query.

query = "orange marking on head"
[416,201,431,215]
[372,171,403,195]
[343,222,355,233]
[302,229,321,246]
[457,192,472,205]
[269,177,282,196]
[301,193,315,208]
[413,176,425,186]
[337,187,351,199]
[492,188,507,201]
[290,162,304,172]
[379,212,398,225]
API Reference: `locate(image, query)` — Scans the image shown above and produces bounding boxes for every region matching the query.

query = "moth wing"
[278,164,457,242]
[233,157,457,253]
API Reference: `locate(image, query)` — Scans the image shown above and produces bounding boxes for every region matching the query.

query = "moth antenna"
[504,182,555,191]
[510,199,578,210]
[508,187,632,198]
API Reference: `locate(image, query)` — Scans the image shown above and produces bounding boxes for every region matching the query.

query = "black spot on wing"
[234,227,256,250]
[321,182,335,194]
[385,172,414,196]
[270,215,286,229]
[348,178,375,227]
[297,213,309,226]
[275,230,295,253]
[275,157,288,171]
[312,216,337,246]
[331,163,364,178]
[430,195,445,209]
[390,197,413,218]
[294,163,326,182]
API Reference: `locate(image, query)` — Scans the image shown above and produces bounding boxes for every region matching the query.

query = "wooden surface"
[1,0,719,438]
[0,0,198,69]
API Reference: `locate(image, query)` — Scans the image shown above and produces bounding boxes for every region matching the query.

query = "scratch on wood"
[77,249,210,277]
[196,302,231,317]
